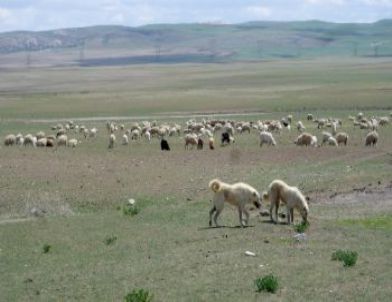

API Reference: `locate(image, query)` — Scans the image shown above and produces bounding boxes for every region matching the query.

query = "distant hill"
[0,20,391,66]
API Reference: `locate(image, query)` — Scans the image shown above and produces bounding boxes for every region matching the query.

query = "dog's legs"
[213,208,223,227]
[209,206,216,227]
[243,207,250,226]
[286,207,291,225]
[275,200,279,224]
[269,202,275,223]
[290,208,294,224]
[238,207,245,227]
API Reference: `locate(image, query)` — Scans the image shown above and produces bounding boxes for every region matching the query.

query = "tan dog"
[209,179,261,227]
[263,179,309,224]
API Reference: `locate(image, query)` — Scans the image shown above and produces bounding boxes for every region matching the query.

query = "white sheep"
[327,136,338,146]
[36,138,47,147]
[68,138,78,148]
[57,135,68,147]
[259,131,276,147]
[297,121,306,132]
[365,131,378,146]
[321,131,332,145]
[15,133,24,146]
[23,134,37,147]
[122,134,129,145]
[108,134,116,149]
[4,134,16,146]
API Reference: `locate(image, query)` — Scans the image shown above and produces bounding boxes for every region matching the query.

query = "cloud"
[0,7,12,20]
[245,6,272,18]
[362,0,392,5]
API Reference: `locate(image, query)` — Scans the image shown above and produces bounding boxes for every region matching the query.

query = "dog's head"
[252,191,262,209]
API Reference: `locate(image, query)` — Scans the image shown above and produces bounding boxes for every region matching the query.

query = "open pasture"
[1,58,392,301]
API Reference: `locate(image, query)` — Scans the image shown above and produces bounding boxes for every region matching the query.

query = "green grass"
[124,289,153,302]
[332,250,359,267]
[339,215,392,230]
[255,274,279,293]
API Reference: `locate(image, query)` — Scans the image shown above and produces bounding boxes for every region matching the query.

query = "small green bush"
[123,204,139,216]
[294,221,310,233]
[255,274,279,293]
[104,235,117,246]
[124,289,153,302]
[332,249,358,267]
[42,244,51,254]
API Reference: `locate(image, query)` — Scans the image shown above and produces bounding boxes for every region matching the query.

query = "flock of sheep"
[3,111,390,150]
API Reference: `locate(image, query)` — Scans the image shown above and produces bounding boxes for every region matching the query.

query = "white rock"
[293,233,308,242]
[128,199,136,205]
[245,251,256,257]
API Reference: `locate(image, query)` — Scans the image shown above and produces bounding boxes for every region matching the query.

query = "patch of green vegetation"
[123,204,140,216]
[42,244,51,254]
[339,215,392,230]
[332,249,358,267]
[294,221,310,233]
[124,289,153,302]
[255,274,279,293]
[104,235,117,246]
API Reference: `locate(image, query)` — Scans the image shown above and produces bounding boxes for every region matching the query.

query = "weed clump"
[332,249,358,267]
[124,289,153,302]
[255,274,279,293]
[123,204,139,216]
[42,244,51,254]
[104,235,117,246]
[294,221,310,233]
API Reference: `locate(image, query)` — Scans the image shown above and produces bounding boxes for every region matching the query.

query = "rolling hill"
[0,20,391,67]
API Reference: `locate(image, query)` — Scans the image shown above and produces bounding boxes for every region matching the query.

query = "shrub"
[255,274,279,293]
[104,235,117,246]
[124,289,153,302]
[332,249,358,267]
[123,204,139,216]
[294,221,310,233]
[42,244,51,254]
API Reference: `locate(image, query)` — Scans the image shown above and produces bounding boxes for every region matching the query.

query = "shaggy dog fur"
[208,179,261,227]
[263,179,309,225]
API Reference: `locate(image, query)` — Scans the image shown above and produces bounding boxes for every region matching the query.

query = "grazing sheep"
[297,121,306,132]
[46,137,55,147]
[15,133,24,146]
[379,117,389,126]
[36,131,45,140]
[327,136,338,146]
[23,134,37,147]
[160,139,170,151]
[365,131,378,146]
[335,132,349,145]
[208,179,261,227]
[145,131,151,142]
[131,129,141,140]
[208,137,215,150]
[295,133,317,147]
[259,131,276,147]
[57,135,68,147]
[263,179,309,225]
[36,138,47,147]
[56,128,66,138]
[89,128,98,138]
[185,134,198,150]
[108,134,116,149]
[321,131,332,145]
[4,134,16,146]
[122,134,129,145]
[197,137,204,150]
[68,138,78,148]
[307,113,313,121]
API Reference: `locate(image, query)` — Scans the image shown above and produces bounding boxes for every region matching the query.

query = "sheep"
[4,134,16,146]
[259,131,276,147]
[287,114,293,123]
[36,131,45,140]
[57,135,68,147]
[108,134,116,149]
[379,117,389,126]
[144,131,151,142]
[23,134,37,147]
[307,113,313,121]
[68,138,78,148]
[36,138,47,147]
[89,128,98,138]
[365,131,378,147]
[335,132,349,145]
[208,179,261,227]
[15,133,24,146]
[185,134,198,150]
[131,129,141,140]
[56,128,66,137]
[321,131,332,145]
[160,139,170,151]
[294,133,317,147]
[263,179,309,225]
[327,136,338,146]
[122,134,129,145]
[297,121,306,132]
[208,137,215,150]
[46,137,55,147]
[197,137,204,150]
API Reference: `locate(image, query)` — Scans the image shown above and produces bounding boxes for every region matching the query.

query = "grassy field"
[0,58,392,301]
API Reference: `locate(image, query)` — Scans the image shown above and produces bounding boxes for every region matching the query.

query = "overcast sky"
[0,0,392,32]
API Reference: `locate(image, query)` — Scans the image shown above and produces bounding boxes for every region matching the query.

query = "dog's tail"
[209,179,222,192]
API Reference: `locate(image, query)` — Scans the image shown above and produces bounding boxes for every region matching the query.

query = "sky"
[0,0,392,32]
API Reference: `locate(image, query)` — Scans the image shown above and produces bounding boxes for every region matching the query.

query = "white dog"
[263,179,309,224]
[208,179,261,227]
